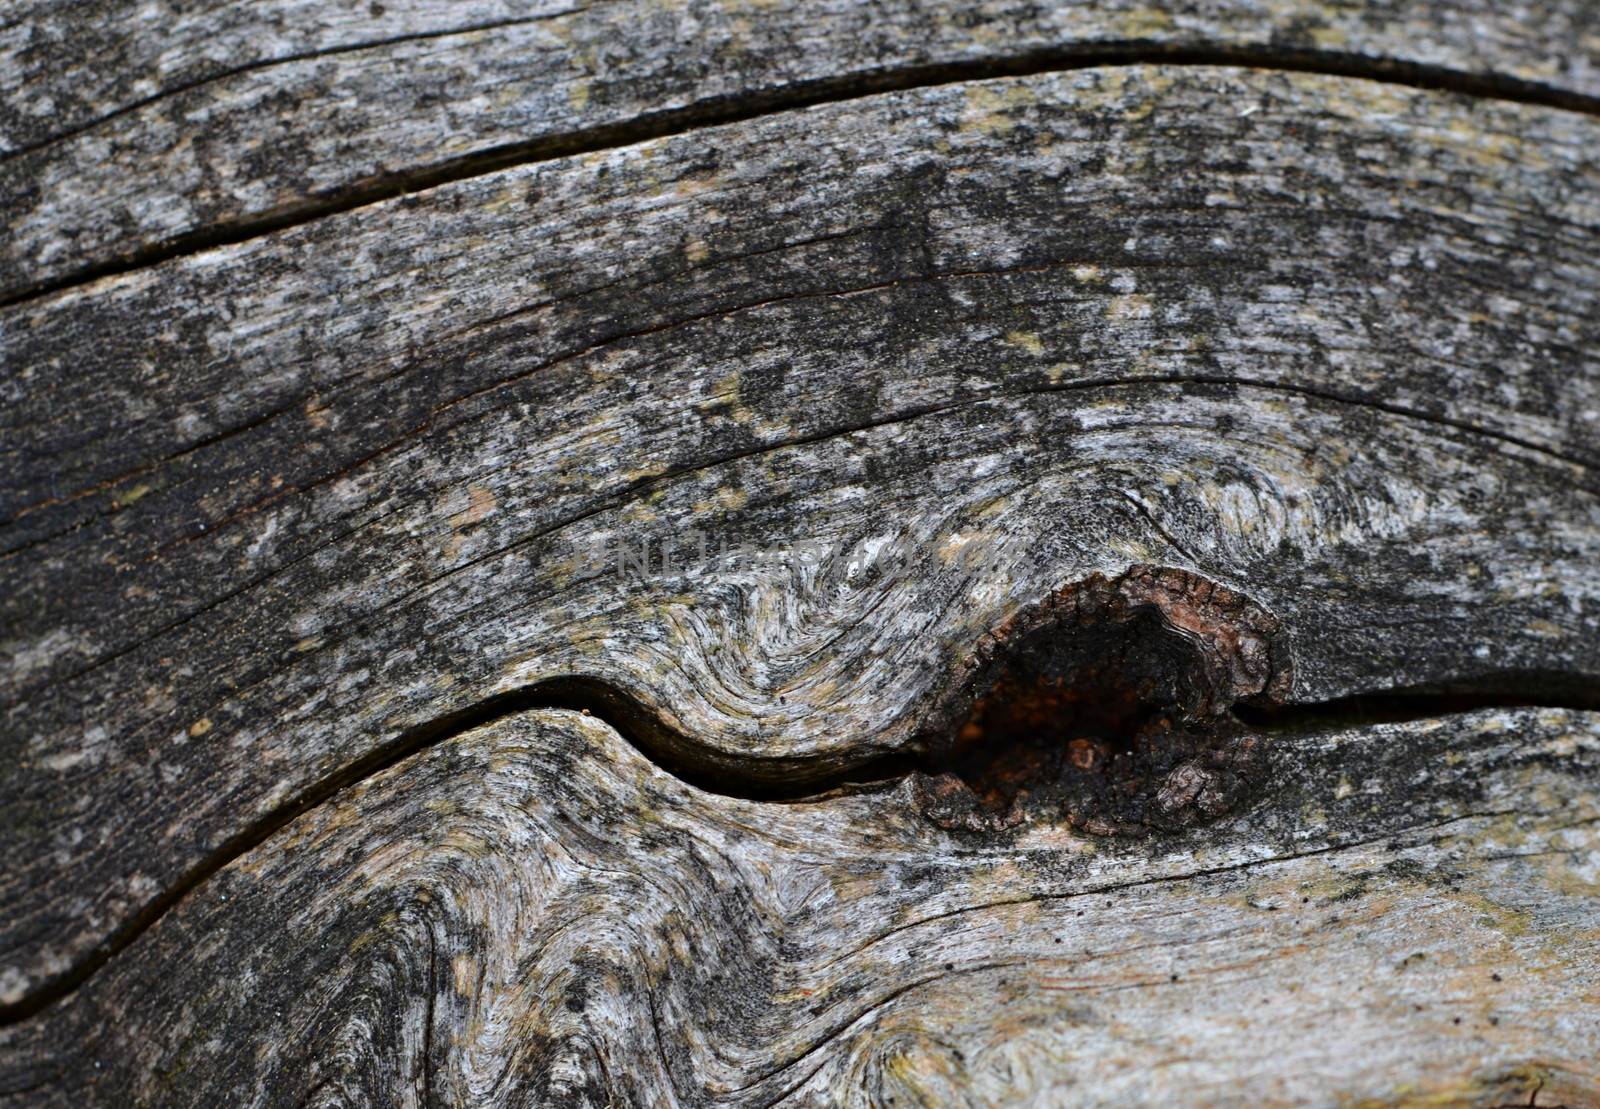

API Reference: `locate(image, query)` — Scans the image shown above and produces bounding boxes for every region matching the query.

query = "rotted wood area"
[1,2,1598,1105]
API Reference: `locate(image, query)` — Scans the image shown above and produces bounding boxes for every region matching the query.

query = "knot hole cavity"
[915,566,1292,836]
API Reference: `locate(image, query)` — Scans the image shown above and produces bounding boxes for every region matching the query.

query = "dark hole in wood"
[950,613,1210,806]
[914,567,1283,835]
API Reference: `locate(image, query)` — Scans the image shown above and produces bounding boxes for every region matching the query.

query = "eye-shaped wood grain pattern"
[3,707,1597,1105]
[3,0,1598,301]
[4,67,1596,1021]
[2,8,1599,1101]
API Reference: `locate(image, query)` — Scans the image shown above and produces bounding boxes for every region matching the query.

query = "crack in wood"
[15,362,1585,722]
[5,42,1599,310]
[0,566,1593,1029]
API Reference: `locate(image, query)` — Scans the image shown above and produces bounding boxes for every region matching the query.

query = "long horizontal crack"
[5,366,1594,721]
[4,42,1599,309]
[4,32,1599,1037]
[13,361,1588,720]
[1236,676,1600,731]
[0,663,1594,1028]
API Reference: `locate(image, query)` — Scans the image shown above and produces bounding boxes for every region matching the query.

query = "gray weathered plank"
[3,706,1596,1104]
[3,0,1599,300]
[2,66,1597,1025]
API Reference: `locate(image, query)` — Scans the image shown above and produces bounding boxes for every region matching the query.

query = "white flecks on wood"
[3,708,1596,1105]
[1,10,1597,1101]
[2,0,1597,298]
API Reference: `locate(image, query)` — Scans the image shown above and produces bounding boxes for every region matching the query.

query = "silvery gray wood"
[3,707,1596,1105]
[2,0,1598,300]
[1,18,1597,1105]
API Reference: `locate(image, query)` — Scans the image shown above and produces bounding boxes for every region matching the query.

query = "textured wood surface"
[2,3,1598,1104]
[3,707,1598,1105]
[4,0,1600,302]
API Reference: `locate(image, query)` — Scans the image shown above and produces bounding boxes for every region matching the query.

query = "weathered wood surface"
[3,706,1599,1105]
[2,7,1599,1104]
[4,0,1600,301]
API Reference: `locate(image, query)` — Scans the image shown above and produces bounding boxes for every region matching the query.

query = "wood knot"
[913,566,1291,836]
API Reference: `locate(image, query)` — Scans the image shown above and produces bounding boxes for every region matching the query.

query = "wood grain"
[3,706,1596,1105]
[3,65,1597,1028]
[2,7,1598,1098]
[3,0,1599,300]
